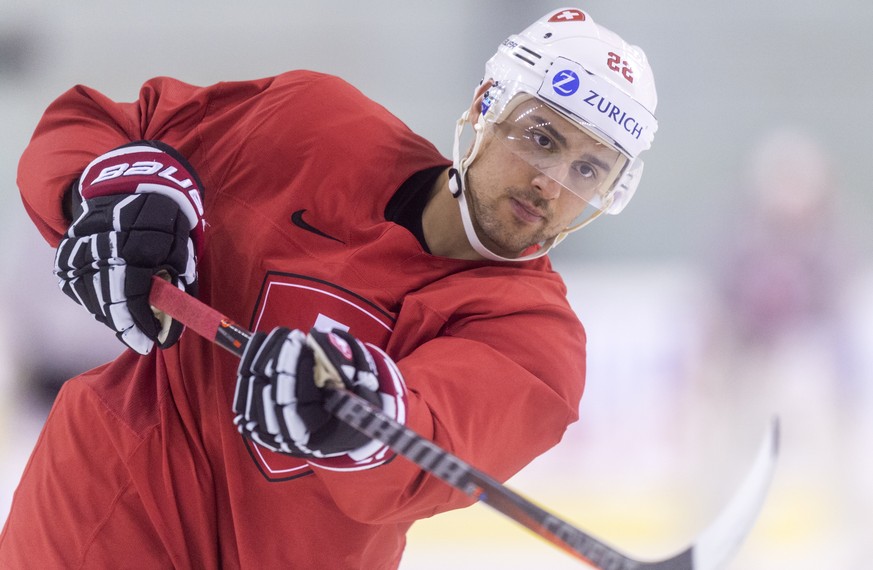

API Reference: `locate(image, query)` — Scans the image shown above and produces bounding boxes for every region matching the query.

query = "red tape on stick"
[149,276,224,344]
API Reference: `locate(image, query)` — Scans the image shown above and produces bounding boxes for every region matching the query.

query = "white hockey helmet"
[449,7,658,261]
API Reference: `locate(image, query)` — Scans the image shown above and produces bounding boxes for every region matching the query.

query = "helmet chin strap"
[449,111,596,263]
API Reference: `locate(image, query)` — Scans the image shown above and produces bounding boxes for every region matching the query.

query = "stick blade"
[689,416,780,570]
[639,417,779,570]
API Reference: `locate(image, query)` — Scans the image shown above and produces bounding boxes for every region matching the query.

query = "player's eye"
[572,162,596,180]
[529,132,554,151]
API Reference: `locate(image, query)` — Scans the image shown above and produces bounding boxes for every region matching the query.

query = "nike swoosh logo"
[291,209,344,243]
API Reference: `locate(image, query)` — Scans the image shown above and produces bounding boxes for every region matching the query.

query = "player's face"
[465,100,625,258]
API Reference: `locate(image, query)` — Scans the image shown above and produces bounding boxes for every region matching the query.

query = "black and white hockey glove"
[233,327,408,469]
[54,142,206,355]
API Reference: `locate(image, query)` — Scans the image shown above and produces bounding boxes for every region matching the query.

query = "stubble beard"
[468,187,554,257]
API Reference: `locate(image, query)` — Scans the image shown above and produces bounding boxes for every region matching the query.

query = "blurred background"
[1,1,870,568]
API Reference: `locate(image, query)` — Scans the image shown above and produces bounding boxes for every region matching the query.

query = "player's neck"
[422,168,483,261]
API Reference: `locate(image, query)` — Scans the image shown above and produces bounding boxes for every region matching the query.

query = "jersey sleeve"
[18,78,200,244]
[16,73,300,246]
[311,268,586,524]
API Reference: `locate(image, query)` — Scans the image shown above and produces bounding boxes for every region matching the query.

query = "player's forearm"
[307,300,585,522]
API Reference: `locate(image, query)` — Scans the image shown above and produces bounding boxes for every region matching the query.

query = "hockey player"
[0,7,657,568]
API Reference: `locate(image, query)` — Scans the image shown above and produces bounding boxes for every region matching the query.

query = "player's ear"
[465,79,494,125]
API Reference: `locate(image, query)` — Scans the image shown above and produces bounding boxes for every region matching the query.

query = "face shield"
[488,95,630,218]
[448,90,640,261]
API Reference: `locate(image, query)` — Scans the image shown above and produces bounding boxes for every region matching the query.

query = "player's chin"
[496,233,549,258]
[483,216,553,256]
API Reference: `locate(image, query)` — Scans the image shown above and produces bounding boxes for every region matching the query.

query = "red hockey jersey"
[1,71,586,569]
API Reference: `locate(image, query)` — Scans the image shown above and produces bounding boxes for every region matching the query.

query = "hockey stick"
[149,276,778,569]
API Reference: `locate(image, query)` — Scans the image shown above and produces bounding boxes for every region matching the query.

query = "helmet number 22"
[606,52,634,84]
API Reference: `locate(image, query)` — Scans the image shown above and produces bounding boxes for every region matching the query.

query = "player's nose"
[531,171,563,201]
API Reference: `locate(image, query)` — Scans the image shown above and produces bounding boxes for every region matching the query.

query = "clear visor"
[488,95,633,214]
